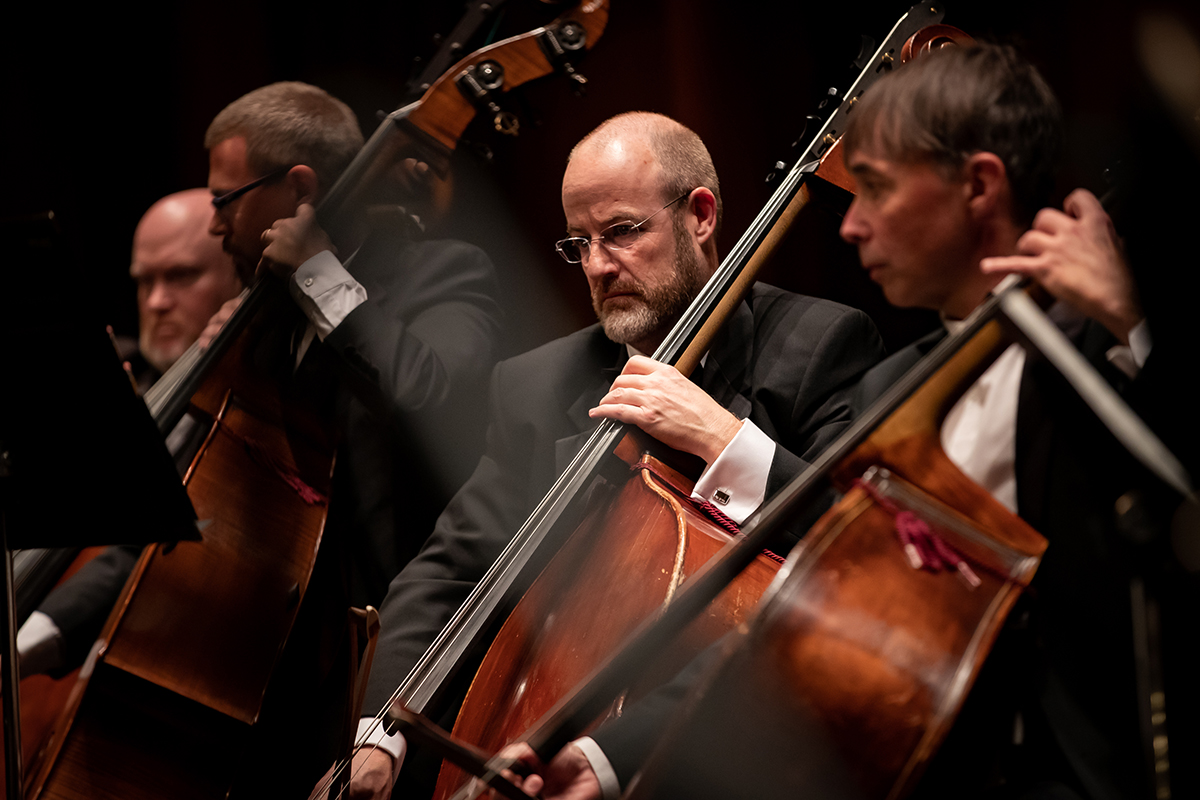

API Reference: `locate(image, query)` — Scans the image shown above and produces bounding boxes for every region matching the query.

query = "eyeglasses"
[211,165,292,212]
[555,191,692,264]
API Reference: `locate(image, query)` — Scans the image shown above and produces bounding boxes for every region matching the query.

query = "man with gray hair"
[337,111,884,799]
[200,80,502,610]
[167,81,500,793]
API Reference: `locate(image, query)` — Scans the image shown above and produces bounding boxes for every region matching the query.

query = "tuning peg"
[561,63,588,96]
[816,86,842,114]
[491,105,520,136]
[540,20,590,94]
[456,60,520,135]
[765,160,789,186]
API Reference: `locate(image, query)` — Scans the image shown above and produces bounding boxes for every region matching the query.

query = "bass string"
[143,340,200,412]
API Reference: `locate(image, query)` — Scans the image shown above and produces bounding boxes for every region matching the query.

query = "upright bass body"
[433,437,783,798]
[623,318,1048,800]
[0,547,104,789]
[28,308,339,798]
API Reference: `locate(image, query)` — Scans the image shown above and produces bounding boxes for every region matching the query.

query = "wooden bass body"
[623,319,1049,800]
[26,322,339,799]
[433,437,782,799]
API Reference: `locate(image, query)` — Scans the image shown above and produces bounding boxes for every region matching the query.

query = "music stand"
[0,212,199,798]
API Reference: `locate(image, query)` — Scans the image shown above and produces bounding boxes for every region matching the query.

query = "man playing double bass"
[340,111,886,797]
[200,80,503,613]
[841,43,1188,800]
[512,43,1187,800]
[196,81,507,790]
[25,84,502,685]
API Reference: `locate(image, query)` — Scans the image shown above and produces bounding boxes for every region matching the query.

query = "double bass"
[398,279,1051,800]
[619,292,1048,799]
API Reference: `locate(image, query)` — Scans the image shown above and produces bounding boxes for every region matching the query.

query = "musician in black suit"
[338,111,886,798]
[508,44,1192,800]
[197,82,504,792]
[838,45,1162,800]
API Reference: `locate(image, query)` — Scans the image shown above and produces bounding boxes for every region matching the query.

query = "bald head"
[569,112,722,235]
[131,188,242,373]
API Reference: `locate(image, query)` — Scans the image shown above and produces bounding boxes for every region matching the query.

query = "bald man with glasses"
[337,111,886,800]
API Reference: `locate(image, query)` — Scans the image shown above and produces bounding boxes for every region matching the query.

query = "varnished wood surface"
[626,475,1040,800]
[834,319,1046,557]
[1,546,104,791]
[623,314,1049,799]
[29,308,338,796]
[762,485,1025,797]
[34,665,243,800]
[409,0,610,152]
[433,450,779,799]
[101,395,332,724]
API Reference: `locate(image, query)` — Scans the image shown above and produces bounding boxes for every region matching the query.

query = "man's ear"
[286,165,321,207]
[690,187,718,245]
[962,152,1012,221]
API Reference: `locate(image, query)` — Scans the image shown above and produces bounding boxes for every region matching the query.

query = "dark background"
[5,5,1198,797]
[3,0,1196,357]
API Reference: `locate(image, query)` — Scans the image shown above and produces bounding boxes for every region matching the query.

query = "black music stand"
[0,212,199,798]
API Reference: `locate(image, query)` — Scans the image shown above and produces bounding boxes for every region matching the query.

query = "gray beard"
[595,219,705,348]
[598,301,658,346]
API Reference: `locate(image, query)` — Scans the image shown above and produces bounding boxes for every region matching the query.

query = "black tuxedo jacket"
[361,284,886,729]
[309,233,502,607]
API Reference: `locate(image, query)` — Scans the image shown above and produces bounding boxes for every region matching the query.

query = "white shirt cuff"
[17,610,64,678]
[690,420,774,524]
[573,737,622,800]
[1128,318,1151,368]
[1106,318,1151,380]
[288,250,368,340]
[356,716,406,780]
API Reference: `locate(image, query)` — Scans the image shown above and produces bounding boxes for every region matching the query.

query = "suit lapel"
[695,299,754,421]
[556,338,626,474]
